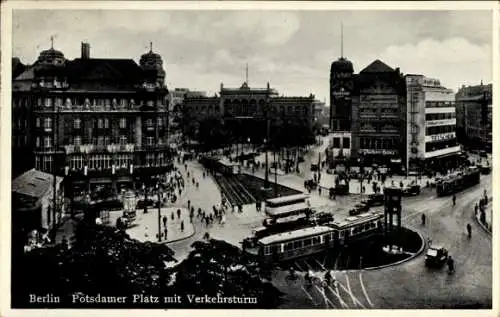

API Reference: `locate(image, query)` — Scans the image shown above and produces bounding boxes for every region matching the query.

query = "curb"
[363,226,426,271]
[474,212,492,237]
[164,225,196,244]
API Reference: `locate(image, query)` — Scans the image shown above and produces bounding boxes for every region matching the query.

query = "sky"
[12,9,493,103]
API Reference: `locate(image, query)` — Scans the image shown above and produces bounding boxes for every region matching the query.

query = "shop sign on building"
[426,132,455,143]
[426,119,456,127]
[359,149,397,155]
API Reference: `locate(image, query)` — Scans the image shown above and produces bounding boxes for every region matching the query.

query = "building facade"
[455,83,492,151]
[183,82,316,144]
[329,57,355,132]
[405,75,460,173]
[351,60,407,171]
[12,42,171,200]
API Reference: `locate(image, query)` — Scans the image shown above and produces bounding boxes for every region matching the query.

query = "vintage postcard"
[1,1,498,316]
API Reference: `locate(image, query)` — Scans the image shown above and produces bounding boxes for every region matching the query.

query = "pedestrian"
[421,213,426,226]
[162,215,167,228]
[164,228,168,239]
[466,223,472,238]
[171,212,175,221]
[196,182,199,189]
[177,208,181,219]
[318,187,322,196]
[181,220,184,232]
[205,217,210,227]
[187,200,191,209]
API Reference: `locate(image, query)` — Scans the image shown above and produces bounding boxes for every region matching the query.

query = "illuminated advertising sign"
[426,132,455,143]
[426,119,456,127]
[359,149,397,155]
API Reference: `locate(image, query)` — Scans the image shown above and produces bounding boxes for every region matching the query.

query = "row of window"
[360,138,399,150]
[426,125,455,135]
[425,101,454,108]
[68,153,167,170]
[425,139,458,152]
[360,123,398,132]
[426,113,456,121]
[37,97,164,108]
[36,135,159,148]
[332,137,350,149]
[35,117,164,130]
[35,156,53,172]
[359,108,399,115]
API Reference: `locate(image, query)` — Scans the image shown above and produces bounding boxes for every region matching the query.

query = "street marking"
[345,273,357,307]
[359,272,374,308]
[301,286,317,306]
[309,258,352,309]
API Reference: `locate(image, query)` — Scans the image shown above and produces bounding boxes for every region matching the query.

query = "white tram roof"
[266,193,309,205]
[266,202,310,216]
[258,226,333,245]
[218,159,238,167]
[329,211,383,229]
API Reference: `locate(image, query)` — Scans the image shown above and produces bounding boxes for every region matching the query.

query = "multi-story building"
[12,42,171,200]
[183,82,316,144]
[406,75,460,173]
[455,83,492,151]
[12,59,35,178]
[351,60,407,171]
[329,57,355,132]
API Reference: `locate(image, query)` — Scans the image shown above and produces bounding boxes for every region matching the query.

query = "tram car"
[250,211,384,263]
[436,166,480,197]
[199,156,239,175]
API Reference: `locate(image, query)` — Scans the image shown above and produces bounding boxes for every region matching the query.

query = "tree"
[13,222,176,307]
[173,239,283,308]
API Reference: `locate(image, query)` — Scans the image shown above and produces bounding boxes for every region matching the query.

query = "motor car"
[349,208,362,216]
[354,203,370,213]
[425,245,448,267]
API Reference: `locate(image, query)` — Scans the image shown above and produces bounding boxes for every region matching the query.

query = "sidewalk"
[109,207,195,243]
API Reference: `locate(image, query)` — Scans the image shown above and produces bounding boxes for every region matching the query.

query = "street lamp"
[156,183,162,242]
[142,183,148,214]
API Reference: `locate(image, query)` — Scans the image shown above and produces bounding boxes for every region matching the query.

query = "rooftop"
[12,169,63,200]
[360,59,395,73]
[258,226,333,245]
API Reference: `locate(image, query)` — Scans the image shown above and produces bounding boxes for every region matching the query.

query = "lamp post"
[156,183,162,242]
[264,108,271,190]
[142,183,148,214]
[274,141,278,197]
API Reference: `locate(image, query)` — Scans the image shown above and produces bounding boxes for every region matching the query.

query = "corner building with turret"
[12,42,172,201]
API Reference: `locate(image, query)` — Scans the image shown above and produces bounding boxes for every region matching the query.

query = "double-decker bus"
[436,166,481,197]
[264,193,311,225]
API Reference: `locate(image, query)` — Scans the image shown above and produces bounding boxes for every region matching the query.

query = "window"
[45,98,52,107]
[119,135,127,145]
[284,242,294,251]
[36,137,40,147]
[36,117,41,128]
[119,118,127,129]
[342,137,350,149]
[55,98,63,108]
[146,118,154,130]
[44,136,52,148]
[312,236,321,245]
[44,118,52,131]
[97,136,104,145]
[70,156,84,170]
[146,153,155,166]
[333,137,340,148]
[97,119,103,129]
[293,241,302,249]
[147,136,154,145]
[303,238,312,246]
[104,136,111,146]
[35,156,41,170]
[43,156,53,172]
[157,117,163,126]
[74,118,81,129]
[74,136,82,146]
[104,118,109,129]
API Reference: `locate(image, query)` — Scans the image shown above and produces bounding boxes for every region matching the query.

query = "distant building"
[12,169,64,235]
[405,75,460,174]
[183,82,316,143]
[12,42,171,201]
[455,83,492,151]
[351,60,407,171]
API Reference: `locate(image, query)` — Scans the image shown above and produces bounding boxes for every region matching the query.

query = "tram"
[265,193,310,215]
[251,210,384,262]
[199,156,239,175]
[436,166,480,197]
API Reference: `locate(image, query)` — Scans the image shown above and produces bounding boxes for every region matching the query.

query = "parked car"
[367,193,385,206]
[425,245,448,267]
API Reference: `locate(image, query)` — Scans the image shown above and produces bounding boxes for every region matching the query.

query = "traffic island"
[281,227,425,272]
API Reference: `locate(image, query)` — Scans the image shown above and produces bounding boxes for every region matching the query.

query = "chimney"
[81,42,90,59]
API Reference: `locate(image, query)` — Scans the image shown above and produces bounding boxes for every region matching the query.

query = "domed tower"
[329,24,354,132]
[139,42,166,88]
[34,37,67,88]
